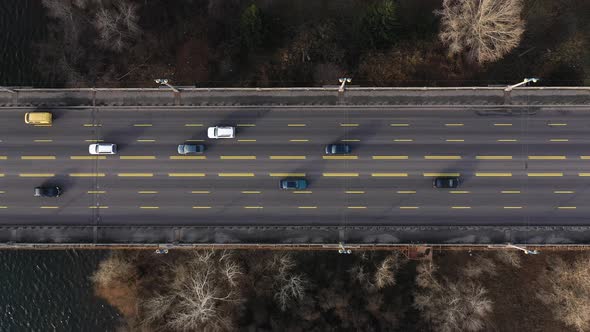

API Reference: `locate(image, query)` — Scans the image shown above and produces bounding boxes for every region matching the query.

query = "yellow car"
[24,112,52,125]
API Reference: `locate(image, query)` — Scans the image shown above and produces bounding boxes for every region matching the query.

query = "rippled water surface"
[0,250,121,332]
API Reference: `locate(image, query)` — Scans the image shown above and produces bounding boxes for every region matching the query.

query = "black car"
[280,178,308,190]
[34,186,62,197]
[433,177,461,189]
[325,144,352,155]
[177,144,205,154]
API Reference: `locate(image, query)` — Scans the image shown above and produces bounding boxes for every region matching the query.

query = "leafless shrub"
[414,261,493,332]
[374,253,405,289]
[462,255,497,278]
[436,0,525,63]
[495,250,522,268]
[91,251,137,287]
[537,254,590,332]
[94,2,141,52]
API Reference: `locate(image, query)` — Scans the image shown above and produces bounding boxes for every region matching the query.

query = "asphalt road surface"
[1,106,590,226]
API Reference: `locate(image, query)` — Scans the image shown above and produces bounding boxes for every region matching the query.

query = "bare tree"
[436,0,525,64]
[374,253,405,289]
[93,1,141,52]
[536,254,590,332]
[495,250,522,268]
[462,255,498,278]
[269,253,309,311]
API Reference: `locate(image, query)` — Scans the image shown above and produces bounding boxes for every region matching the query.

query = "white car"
[89,143,117,155]
[207,126,235,139]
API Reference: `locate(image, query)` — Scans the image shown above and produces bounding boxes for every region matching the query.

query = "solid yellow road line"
[298,206,317,209]
[87,191,106,194]
[445,123,464,127]
[169,156,207,160]
[393,139,413,142]
[133,124,152,127]
[289,139,309,142]
[451,206,471,209]
[476,156,512,160]
[372,173,408,177]
[270,156,306,160]
[220,156,256,160]
[528,156,566,160]
[140,206,159,209]
[184,124,203,127]
[21,156,55,160]
[70,173,106,177]
[241,191,261,194]
[138,191,158,194]
[33,139,52,142]
[168,173,205,177]
[120,156,156,160]
[548,123,567,126]
[71,156,107,160]
[244,206,263,209]
[390,123,409,127]
[238,139,257,142]
[578,173,590,177]
[497,139,518,142]
[373,156,408,160]
[558,206,577,210]
[340,123,359,127]
[423,172,460,177]
[554,191,574,194]
[399,206,419,209]
[118,173,153,177]
[445,139,465,142]
[19,173,54,177]
[424,155,461,160]
[218,173,255,177]
[527,172,563,177]
[345,191,365,194]
[504,206,523,209]
[341,139,361,142]
[323,155,358,160]
[450,191,470,194]
[192,206,211,209]
[84,139,104,142]
[269,173,306,177]
[347,206,367,209]
[237,124,256,127]
[88,206,108,209]
[293,191,312,194]
[501,190,521,194]
[287,124,306,127]
[323,173,359,177]
[476,173,512,177]
[494,123,512,126]
[397,191,416,194]
[40,206,59,209]
[550,139,569,142]
[191,191,210,194]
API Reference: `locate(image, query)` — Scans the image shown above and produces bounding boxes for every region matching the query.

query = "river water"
[0,2,121,331]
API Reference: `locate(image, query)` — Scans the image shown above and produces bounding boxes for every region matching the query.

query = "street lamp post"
[338,78,351,93]
[0,86,16,94]
[488,243,539,255]
[338,242,352,254]
[504,78,540,92]
[154,78,179,93]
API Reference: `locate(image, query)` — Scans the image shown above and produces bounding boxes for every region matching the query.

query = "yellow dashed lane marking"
[218,173,255,177]
[399,206,419,209]
[40,206,59,209]
[185,139,205,142]
[269,173,306,177]
[120,156,156,160]
[118,173,153,177]
[19,173,54,177]
[578,173,590,177]
[242,191,261,194]
[558,206,577,210]
[528,156,566,160]
[0,206,7,209]
[323,173,359,177]
[501,190,521,194]
[345,191,365,194]
[138,191,158,194]
[88,206,108,209]
[169,156,207,160]
[390,123,409,127]
[0,174,5,177]
[192,206,211,209]
[133,124,152,127]
[287,124,306,127]
[445,123,464,127]
[476,156,512,160]
[397,191,416,194]
[87,191,106,194]
[168,173,206,177]
[184,124,203,127]
[85,139,104,142]
[554,191,574,194]
[33,139,52,142]
[580,156,590,160]
[527,172,563,177]
[340,123,359,127]
[451,206,471,209]
[270,156,306,160]
[548,123,567,126]
[70,173,106,177]
[323,156,358,160]
[238,139,257,142]
[293,191,312,194]
[450,191,470,194]
[373,156,408,160]
[445,139,465,142]
[83,124,102,127]
[237,124,256,127]
[393,139,413,142]
[497,139,518,142]
[494,123,512,126]
[298,206,317,209]
[476,173,512,177]
[289,139,309,142]
[341,139,361,142]
[347,206,367,209]
[504,206,523,209]
[423,173,460,177]
[191,191,210,194]
[71,156,107,160]
[136,139,156,142]
[424,155,461,160]
[550,139,569,142]
[244,206,263,209]
[140,206,159,209]
[21,156,55,160]
[220,156,256,160]
[0,156,6,160]
[372,173,408,177]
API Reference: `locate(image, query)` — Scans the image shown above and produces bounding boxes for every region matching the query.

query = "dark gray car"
[34,186,62,197]
[325,144,352,154]
[433,177,461,189]
[177,144,205,154]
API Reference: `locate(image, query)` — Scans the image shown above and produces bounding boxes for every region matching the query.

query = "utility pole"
[154,78,179,93]
[504,78,540,92]
[338,78,351,93]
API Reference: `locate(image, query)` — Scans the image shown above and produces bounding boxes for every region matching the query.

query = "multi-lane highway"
[1,106,590,226]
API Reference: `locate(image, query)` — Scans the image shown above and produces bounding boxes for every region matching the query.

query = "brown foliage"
[436,0,525,64]
[536,254,590,331]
